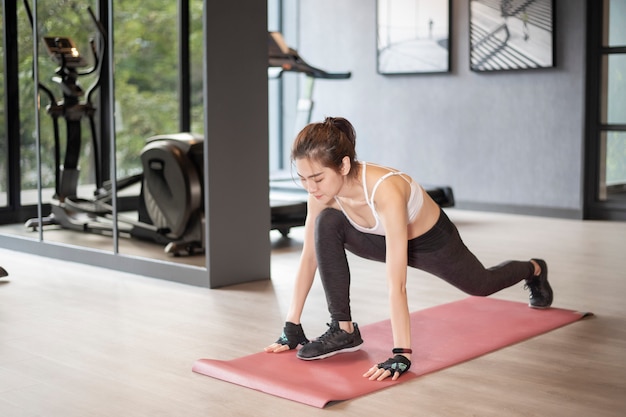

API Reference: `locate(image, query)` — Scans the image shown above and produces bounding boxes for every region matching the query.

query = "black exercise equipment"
[136,133,205,255]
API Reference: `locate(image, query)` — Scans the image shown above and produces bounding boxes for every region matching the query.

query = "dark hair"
[291,117,359,180]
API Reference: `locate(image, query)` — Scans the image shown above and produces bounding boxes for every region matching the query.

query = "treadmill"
[268,32,352,236]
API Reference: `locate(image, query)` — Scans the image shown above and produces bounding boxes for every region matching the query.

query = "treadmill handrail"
[268,32,351,79]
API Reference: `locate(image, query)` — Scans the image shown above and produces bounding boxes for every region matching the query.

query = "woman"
[264,117,553,381]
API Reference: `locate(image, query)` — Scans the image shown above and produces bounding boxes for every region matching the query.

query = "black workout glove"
[275,322,309,349]
[378,354,412,377]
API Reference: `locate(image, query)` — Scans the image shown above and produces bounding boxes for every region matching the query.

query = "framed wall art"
[469,0,555,72]
[377,0,451,75]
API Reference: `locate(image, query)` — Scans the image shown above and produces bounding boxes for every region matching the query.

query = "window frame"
[583,0,626,220]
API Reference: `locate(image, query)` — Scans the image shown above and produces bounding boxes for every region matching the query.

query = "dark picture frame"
[377,0,451,75]
[469,0,555,72]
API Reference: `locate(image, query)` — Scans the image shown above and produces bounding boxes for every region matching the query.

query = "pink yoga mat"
[192,297,590,408]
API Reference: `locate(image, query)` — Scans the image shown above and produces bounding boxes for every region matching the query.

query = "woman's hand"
[264,342,292,353]
[264,322,309,353]
[363,354,412,381]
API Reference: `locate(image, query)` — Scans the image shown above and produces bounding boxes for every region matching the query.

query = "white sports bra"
[334,162,424,236]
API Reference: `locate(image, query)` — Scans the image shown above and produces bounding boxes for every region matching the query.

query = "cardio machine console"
[43,36,87,68]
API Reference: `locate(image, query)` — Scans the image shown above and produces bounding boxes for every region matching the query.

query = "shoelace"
[316,322,343,344]
[524,278,541,295]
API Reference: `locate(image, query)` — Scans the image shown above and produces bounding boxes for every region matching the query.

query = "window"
[600,2,626,199]
[585,0,626,220]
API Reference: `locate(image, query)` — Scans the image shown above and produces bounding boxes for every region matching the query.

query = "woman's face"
[295,157,346,205]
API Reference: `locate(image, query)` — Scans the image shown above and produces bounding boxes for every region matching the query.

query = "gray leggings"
[315,208,535,322]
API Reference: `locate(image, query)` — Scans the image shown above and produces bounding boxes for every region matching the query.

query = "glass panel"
[190,0,204,135]
[112,1,204,266]
[268,0,281,172]
[0,9,6,209]
[114,2,179,178]
[18,4,39,210]
[600,131,626,201]
[602,54,626,125]
[16,1,110,249]
[606,0,626,47]
[606,131,626,186]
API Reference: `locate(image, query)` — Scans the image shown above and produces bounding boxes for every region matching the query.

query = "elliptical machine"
[23,2,205,256]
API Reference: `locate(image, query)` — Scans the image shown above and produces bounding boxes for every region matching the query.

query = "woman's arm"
[363,178,412,380]
[285,197,320,323]
[264,195,323,352]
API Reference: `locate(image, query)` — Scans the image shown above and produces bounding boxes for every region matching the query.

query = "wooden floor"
[0,209,625,416]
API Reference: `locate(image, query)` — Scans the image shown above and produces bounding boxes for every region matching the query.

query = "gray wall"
[296,0,586,218]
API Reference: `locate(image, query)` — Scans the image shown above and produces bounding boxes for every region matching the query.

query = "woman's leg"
[408,210,534,296]
[314,208,386,322]
[316,208,546,319]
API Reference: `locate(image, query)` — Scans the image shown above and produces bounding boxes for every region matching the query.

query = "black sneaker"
[525,259,553,309]
[297,321,363,360]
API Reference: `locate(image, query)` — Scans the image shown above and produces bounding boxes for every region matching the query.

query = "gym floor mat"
[192,297,590,408]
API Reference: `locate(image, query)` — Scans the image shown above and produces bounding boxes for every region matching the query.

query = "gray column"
[203,0,271,287]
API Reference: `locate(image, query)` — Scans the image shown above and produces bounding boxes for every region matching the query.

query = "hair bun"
[328,117,356,147]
